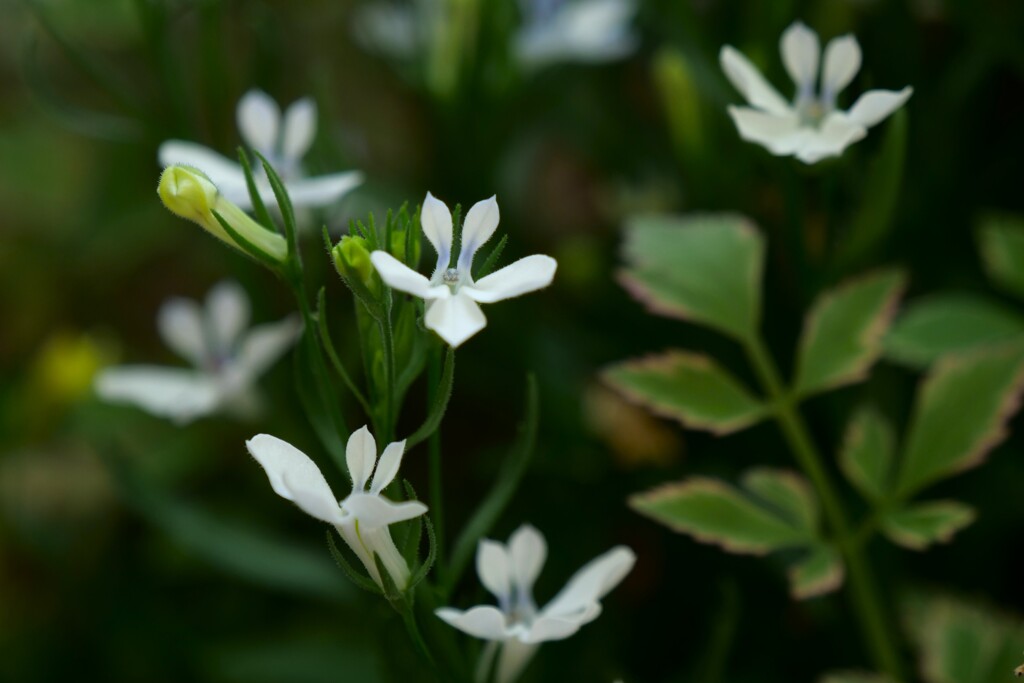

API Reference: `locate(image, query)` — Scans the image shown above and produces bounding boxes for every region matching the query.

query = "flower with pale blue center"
[721,21,912,164]
[370,193,558,348]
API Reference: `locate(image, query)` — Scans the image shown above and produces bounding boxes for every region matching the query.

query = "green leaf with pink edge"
[603,351,767,435]
[895,341,1024,498]
[789,545,844,600]
[881,500,976,550]
[793,269,907,397]
[630,473,816,555]
[839,407,896,502]
[977,214,1024,302]
[618,213,765,341]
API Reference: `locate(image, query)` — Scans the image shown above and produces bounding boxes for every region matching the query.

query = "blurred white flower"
[721,21,912,164]
[515,0,638,70]
[246,425,427,590]
[95,281,300,424]
[352,0,433,61]
[436,524,635,683]
[159,89,363,210]
[370,193,557,348]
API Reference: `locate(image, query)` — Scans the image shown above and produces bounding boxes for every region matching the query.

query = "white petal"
[719,45,791,116]
[342,492,428,528]
[424,293,487,348]
[435,606,512,641]
[521,612,593,643]
[727,106,808,155]
[346,425,377,491]
[845,86,913,128]
[421,192,453,274]
[233,315,302,379]
[246,434,345,524]
[457,195,500,271]
[508,524,546,594]
[205,280,251,355]
[820,35,861,99]
[369,440,406,494]
[477,539,512,602]
[540,546,635,620]
[94,366,221,424]
[463,255,557,304]
[794,112,867,164]
[371,251,450,300]
[236,89,280,154]
[281,171,364,208]
[281,97,317,162]
[781,21,820,93]
[157,297,207,366]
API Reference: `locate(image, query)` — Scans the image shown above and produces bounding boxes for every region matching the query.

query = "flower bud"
[332,235,382,297]
[158,165,287,263]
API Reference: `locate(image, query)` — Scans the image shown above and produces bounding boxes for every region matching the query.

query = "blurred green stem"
[379,297,398,443]
[744,336,904,682]
[428,343,447,580]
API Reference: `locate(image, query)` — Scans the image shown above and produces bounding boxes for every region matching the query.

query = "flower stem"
[379,295,398,443]
[428,342,446,579]
[744,336,904,681]
[397,599,440,678]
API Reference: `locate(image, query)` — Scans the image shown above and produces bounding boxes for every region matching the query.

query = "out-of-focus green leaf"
[630,475,815,555]
[835,108,907,270]
[978,215,1024,301]
[293,336,347,471]
[884,293,1024,368]
[794,269,906,397]
[839,407,895,502]
[741,468,818,532]
[205,635,382,683]
[789,545,844,600]
[896,342,1024,497]
[619,213,765,341]
[819,672,895,683]
[603,351,767,435]
[903,591,1024,683]
[881,501,976,550]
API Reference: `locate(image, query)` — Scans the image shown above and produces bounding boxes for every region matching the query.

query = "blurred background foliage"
[1,0,1024,681]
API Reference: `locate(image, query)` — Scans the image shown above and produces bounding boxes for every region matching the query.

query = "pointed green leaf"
[896,342,1024,497]
[741,468,818,532]
[839,407,896,501]
[789,545,844,600]
[603,351,767,435]
[978,215,1024,301]
[884,293,1024,368]
[794,269,906,396]
[630,476,814,555]
[881,501,976,550]
[619,213,765,341]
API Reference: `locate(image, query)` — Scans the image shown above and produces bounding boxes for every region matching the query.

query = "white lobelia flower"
[369,193,558,348]
[721,21,912,164]
[515,0,638,70]
[246,426,427,591]
[436,524,636,683]
[95,281,301,425]
[159,89,363,211]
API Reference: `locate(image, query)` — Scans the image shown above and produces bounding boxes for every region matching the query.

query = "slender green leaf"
[839,407,896,501]
[292,338,347,469]
[789,545,844,600]
[630,476,815,555]
[794,269,906,396]
[884,293,1024,368]
[741,468,818,532]
[881,501,976,550]
[406,347,455,449]
[212,210,282,270]
[475,234,508,279]
[603,351,767,435]
[978,215,1024,301]
[326,530,381,595]
[619,213,765,341]
[238,147,276,232]
[896,342,1024,497]
[316,288,371,414]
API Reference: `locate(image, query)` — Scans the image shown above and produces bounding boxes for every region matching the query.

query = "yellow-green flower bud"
[158,165,287,263]
[332,235,381,297]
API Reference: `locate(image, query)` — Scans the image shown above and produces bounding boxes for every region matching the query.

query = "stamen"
[442,268,460,284]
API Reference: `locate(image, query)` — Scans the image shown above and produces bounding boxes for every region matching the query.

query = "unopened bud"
[332,235,382,297]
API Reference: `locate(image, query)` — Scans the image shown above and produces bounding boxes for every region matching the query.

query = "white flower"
[369,193,558,348]
[352,0,434,61]
[721,21,912,164]
[515,0,638,70]
[95,281,300,424]
[246,425,427,590]
[436,524,635,683]
[159,89,363,211]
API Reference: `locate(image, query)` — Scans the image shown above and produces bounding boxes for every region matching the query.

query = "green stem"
[428,343,446,579]
[397,599,440,678]
[744,336,904,681]
[379,296,398,443]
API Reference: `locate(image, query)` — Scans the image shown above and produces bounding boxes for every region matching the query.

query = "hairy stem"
[744,336,904,681]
